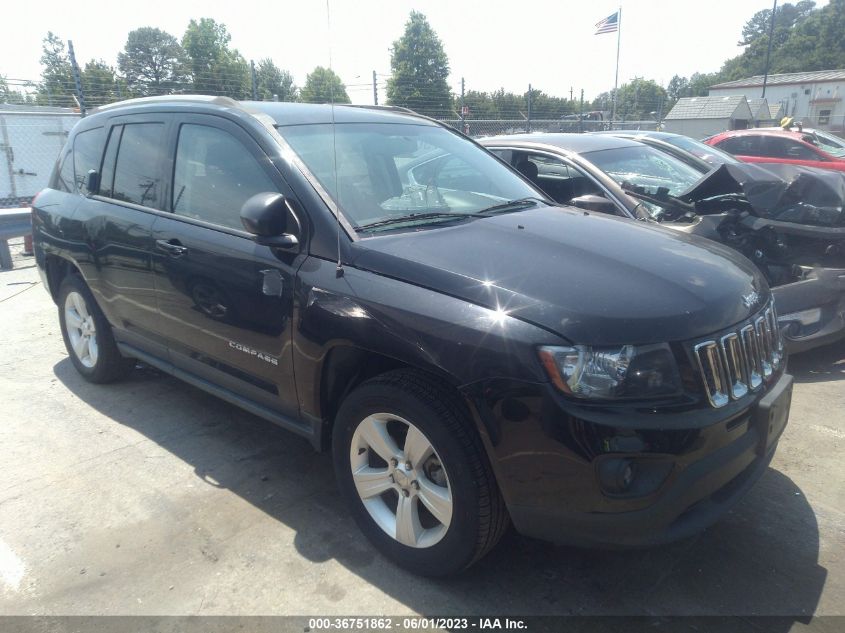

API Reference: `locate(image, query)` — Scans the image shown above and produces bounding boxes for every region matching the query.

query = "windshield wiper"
[477,197,545,215]
[354,198,547,232]
[355,212,479,232]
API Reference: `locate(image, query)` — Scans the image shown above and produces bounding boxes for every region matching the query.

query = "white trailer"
[0,105,79,207]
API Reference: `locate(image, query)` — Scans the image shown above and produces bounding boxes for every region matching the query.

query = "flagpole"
[611,6,621,126]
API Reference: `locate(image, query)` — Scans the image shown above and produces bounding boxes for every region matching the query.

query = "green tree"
[775,0,845,72]
[254,59,297,101]
[118,27,188,96]
[182,18,250,98]
[299,66,350,103]
[0,76,32,104]
[81,60,122,107]
[37,32,76,107]
[666,75,690,102]
[613,78,667,120]
[528,88,575,119]
[687,72,722,96]
[738,1,815,45]
[386,11,453,117]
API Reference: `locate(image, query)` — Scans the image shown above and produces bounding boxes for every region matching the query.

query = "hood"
[350,206,768,346]
[681,162,845,228]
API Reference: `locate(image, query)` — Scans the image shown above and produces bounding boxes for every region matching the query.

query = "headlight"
[538,343,681,400]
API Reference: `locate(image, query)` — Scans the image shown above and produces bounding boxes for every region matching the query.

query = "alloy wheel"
[350,413,453,548]
[64,291,99,368]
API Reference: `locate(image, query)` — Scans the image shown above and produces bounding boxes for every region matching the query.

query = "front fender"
[292,256,562,423]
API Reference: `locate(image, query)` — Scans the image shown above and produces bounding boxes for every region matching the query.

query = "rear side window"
[716,135,762,156]
[112,123,166,208]
[763,137,819,161]
[73,128,104,195]
[172,124,277,230]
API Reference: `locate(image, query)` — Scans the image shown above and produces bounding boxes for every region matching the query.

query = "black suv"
[33,96,793,576]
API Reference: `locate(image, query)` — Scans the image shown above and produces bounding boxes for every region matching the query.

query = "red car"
[704,129,845,173]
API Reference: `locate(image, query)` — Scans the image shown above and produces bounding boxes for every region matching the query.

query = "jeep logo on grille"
[742,291,761,309]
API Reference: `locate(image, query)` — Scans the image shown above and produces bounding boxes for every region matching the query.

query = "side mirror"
[86,170,100,195]
[240,192,299,248]
[569,194,618,215]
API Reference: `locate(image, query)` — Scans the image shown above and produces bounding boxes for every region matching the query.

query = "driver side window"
[509,151,605,207]
[172,124,277,230]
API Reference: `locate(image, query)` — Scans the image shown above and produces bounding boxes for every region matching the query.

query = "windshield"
[277,122,542,231]
[582,145,704,197]
[659,134,741,165]
[811,130,845,158]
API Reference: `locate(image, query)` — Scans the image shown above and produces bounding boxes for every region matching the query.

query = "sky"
[1,0,830,104]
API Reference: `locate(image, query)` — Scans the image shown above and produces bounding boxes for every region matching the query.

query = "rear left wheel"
[58,274,135,383]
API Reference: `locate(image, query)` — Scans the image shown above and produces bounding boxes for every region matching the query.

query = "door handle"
[155,239,188,257]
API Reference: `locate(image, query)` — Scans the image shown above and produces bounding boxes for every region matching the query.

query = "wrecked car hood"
[681,162,845,228]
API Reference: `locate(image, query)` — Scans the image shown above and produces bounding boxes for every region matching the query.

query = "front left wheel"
[332,370,509,576]
[58,274,135,383]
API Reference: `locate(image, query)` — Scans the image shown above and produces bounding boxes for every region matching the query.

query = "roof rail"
[91,95,242,113]
[342,104,418,115]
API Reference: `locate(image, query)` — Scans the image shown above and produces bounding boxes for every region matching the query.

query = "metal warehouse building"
[708,69,845,134]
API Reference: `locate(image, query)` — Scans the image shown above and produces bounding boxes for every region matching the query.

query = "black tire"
[58,274,135,383]
[332,369,509,576]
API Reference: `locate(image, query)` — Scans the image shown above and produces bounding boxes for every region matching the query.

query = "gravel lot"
[0,238,843,628]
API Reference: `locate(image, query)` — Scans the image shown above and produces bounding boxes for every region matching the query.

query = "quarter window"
[73,128,104,195]
[54,148,74,193]
[172,124,277,230]
[112,123,166,208]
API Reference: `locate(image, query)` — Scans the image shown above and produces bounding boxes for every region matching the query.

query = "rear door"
[759,135,832,169]
[73,116,170,359]
[150,114,302,417]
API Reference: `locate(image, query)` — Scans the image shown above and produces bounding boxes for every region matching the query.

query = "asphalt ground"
[0,238,843,632]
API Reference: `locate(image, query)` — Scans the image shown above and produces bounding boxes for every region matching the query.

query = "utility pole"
[656,95,663,129]
[251,60,258,100]
[373,70,378,105]
[762,0,778,98]
[579,89,585,133]
[527,83,532,133]
[460,77,466,132]
[570,86,574,101]
[67,40,86,116]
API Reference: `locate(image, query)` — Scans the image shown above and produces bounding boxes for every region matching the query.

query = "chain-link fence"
[439,118,660,137]
[0,106,79,208]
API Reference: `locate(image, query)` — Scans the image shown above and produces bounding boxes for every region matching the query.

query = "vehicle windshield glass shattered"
[662,135,741,164]
[582,144,707,218]
[812,131,845,158]
[584,145,704,197]
[278,122,541,232]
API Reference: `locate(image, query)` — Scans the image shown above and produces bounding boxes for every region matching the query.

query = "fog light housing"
[598,458,636,494]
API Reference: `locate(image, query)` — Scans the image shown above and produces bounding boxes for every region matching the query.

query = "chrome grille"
[694,302,783,408]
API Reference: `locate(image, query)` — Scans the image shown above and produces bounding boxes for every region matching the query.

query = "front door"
[150,115,302,417]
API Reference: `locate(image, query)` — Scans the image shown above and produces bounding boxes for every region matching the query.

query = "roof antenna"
[326,0,344,278]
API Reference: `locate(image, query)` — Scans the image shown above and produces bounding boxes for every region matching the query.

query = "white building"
[709,69,845,134]
[663,95,754,139]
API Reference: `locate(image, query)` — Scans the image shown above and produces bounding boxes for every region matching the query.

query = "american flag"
[594,11,619,35]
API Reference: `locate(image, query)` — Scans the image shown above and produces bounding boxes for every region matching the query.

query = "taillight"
[30,191,42,229]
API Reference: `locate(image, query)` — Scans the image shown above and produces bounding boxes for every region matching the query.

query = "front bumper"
[471,372,793,548]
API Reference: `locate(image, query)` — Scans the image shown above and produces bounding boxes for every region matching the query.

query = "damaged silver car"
[481,133,845,352]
